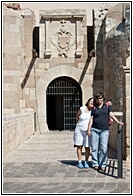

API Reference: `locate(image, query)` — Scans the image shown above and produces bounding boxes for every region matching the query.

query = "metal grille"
[46,77,82,130]
[63,96,81,130]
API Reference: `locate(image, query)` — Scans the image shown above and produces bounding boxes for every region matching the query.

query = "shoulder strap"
[105,102,108,108]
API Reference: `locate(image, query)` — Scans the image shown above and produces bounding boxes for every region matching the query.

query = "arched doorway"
[46,76,82,130]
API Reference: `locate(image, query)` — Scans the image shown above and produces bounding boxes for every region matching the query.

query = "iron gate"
[46,76,82,130]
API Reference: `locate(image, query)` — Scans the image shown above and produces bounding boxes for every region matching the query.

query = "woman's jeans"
[91,128,110,168]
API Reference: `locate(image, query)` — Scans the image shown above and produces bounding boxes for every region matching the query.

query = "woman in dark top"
[87,92,124,171]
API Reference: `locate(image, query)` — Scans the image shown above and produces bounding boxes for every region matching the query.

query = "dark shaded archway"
[46,76,82,130]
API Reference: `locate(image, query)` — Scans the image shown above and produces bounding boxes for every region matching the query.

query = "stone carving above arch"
[51,19,76,58]
[39,10,86,58]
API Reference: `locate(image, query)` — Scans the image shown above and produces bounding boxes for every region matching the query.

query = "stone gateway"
[3,3,130,169]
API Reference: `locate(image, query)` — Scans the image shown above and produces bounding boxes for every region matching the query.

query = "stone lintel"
[40,9,86,15]
[41,15,84,20]
[40,9,86,20]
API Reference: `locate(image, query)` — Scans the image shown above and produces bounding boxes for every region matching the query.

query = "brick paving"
[3,131,131,194]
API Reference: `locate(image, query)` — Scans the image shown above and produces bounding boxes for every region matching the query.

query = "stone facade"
[34,9,93,132]
[3,2,130,166]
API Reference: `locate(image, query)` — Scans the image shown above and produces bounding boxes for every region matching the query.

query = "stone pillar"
[120,52,130,168]
[75,17,82,57]
[39,18,45,58]
[123,58,130,168]
[44,18,52,57]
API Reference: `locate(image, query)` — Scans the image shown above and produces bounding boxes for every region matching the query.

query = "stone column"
[39,19,45,58]
[44,18,52,57]
[75,17,82,57]
[123,62,130,167]
[120,52,130,168]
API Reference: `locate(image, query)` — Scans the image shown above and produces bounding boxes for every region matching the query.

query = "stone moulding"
[39,10,86,58]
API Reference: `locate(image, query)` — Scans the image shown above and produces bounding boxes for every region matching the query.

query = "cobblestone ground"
[3,131,131,194]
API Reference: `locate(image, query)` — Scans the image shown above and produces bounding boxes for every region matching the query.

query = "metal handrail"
[117,122,123,178]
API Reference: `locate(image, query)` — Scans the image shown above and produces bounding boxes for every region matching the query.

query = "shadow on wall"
[93,15,106,95]
[78,56,93,85]
[21,58,36,89]
[21,27,39,89]
[78,25,95,86]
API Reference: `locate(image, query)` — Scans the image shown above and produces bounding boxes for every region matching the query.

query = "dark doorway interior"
[46,76,82,130]
[47,95,64,130]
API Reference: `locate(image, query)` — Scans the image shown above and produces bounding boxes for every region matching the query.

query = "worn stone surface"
[3,131,130,194]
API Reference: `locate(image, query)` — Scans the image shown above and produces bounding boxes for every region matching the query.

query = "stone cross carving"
[60,19,66,27]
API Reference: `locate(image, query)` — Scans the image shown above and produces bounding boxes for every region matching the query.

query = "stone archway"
[36,65,92,133]
[46,76,82,130]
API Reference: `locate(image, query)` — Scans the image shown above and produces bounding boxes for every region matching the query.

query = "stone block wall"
[3,7,24,114]
[103,3,130,111]
[93,3,129,109]
[121,54,130,164]
[3,6,36,155]
[93,8,109,94]
[104,4,130,160]
[3,6,36,115]
[3,112,34,156]
[93,3,130,160]
[108,113,124,155]
[19,8,36,113]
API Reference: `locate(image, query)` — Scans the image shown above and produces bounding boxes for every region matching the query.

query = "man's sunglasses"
[96,97,103,100]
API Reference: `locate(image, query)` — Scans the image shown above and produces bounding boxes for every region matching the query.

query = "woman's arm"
[76,110,81,124]
[109,112,124,125]
[87,116,93,136]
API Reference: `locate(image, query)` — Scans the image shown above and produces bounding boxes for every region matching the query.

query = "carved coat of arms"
[51,20,75,58]
[58,36,69,50]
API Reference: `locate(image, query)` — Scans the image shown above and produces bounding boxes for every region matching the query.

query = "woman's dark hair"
[94,92,105,105]
[85,97,93,106]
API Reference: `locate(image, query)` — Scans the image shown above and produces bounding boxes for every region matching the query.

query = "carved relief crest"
[58,36,69,49]
[51,19,75,58]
